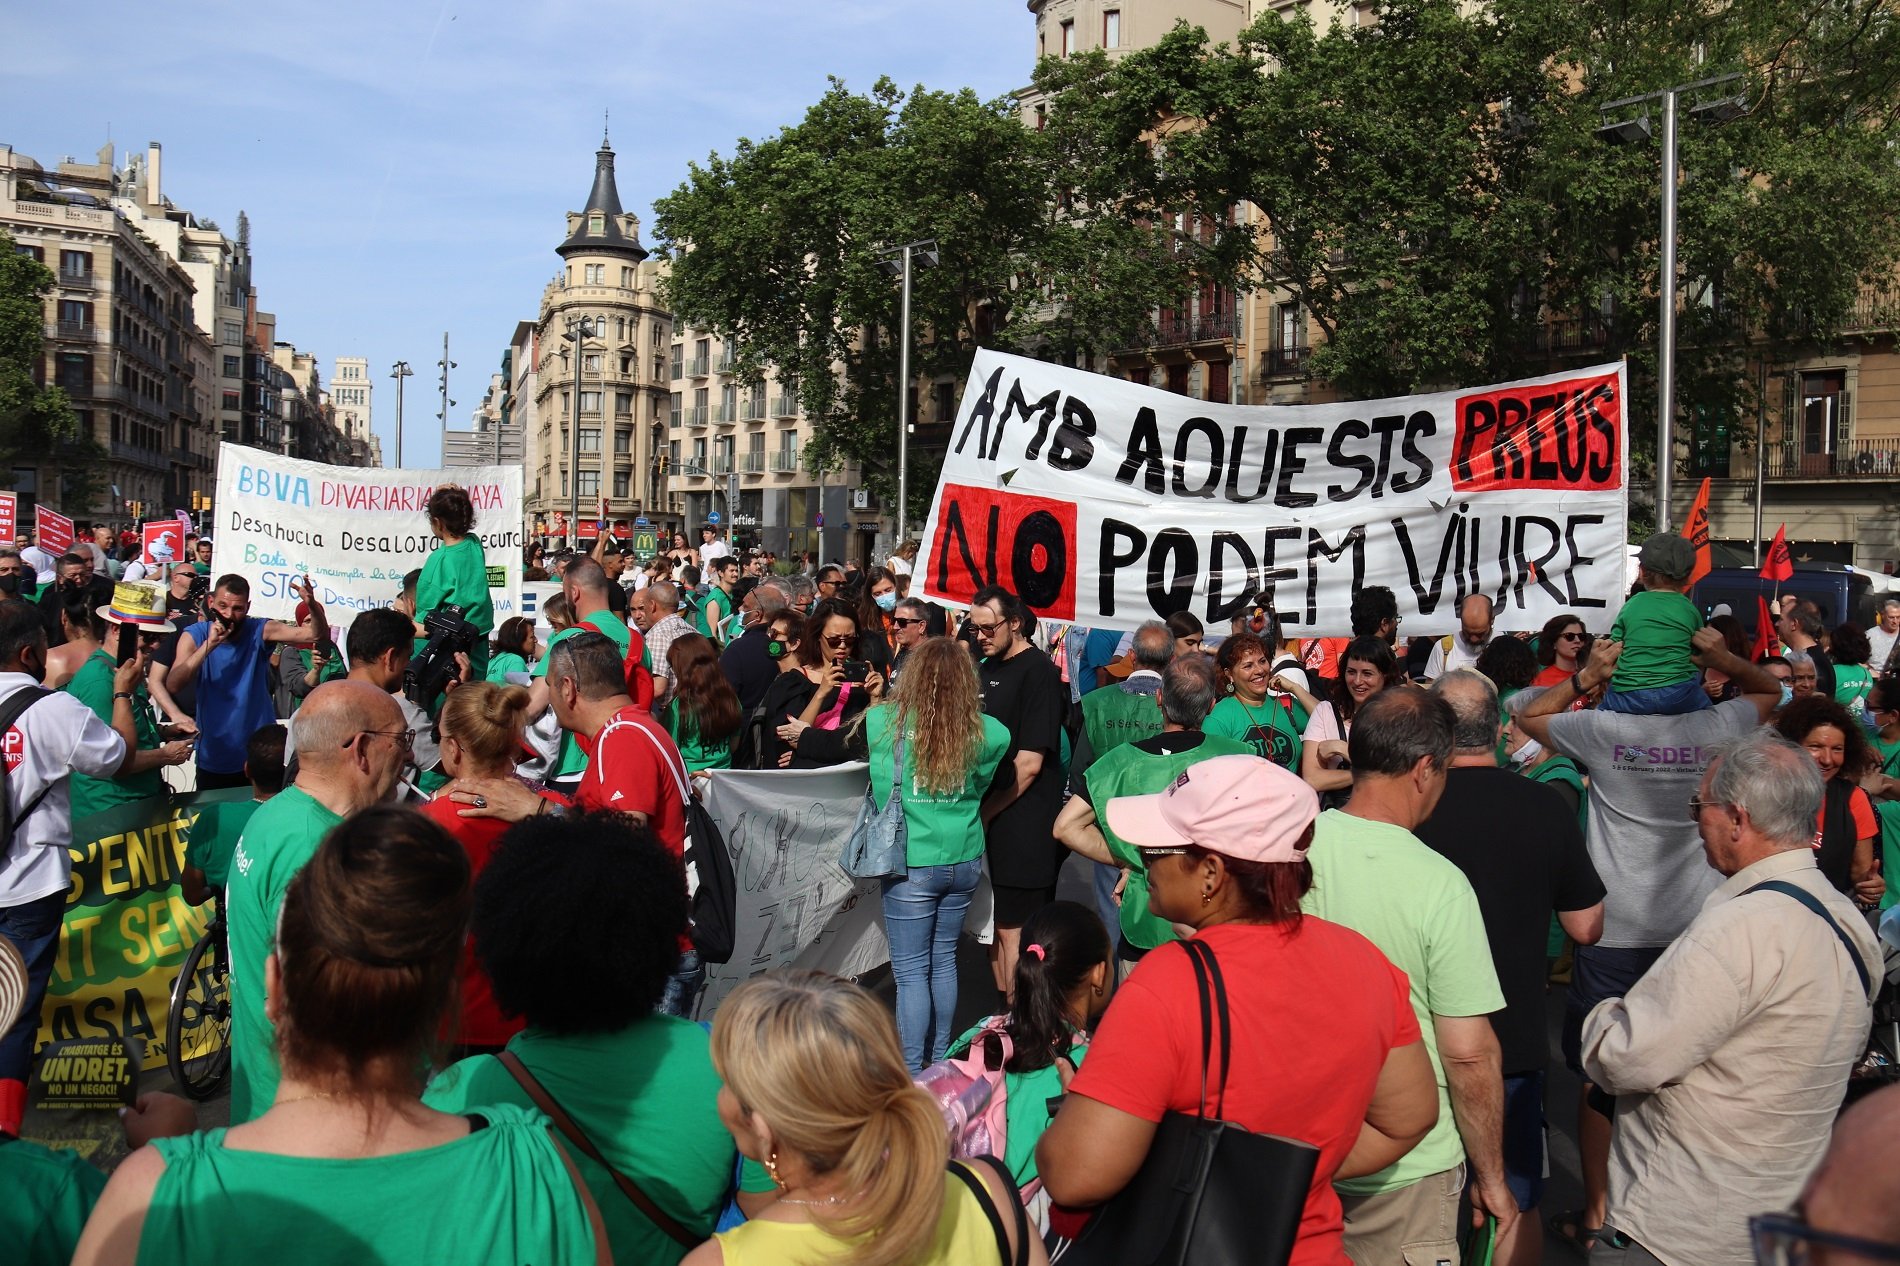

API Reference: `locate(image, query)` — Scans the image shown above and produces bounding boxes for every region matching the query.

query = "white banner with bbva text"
[211,444,524,625]
[917,350,1630,635]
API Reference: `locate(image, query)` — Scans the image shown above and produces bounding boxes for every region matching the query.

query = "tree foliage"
[1035,0,1900,471]
[653,78,1199,517]
[0,229,80,477]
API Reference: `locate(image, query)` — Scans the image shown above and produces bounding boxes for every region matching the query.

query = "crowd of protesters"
[5,512,1900,1266]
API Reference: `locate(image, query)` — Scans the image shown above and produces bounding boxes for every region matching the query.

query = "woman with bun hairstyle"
[684,971,1047,1266]
[72,807,604,1266]
[425,682,567,1055]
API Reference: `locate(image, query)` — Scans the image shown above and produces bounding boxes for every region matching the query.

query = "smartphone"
[842,659,870,683]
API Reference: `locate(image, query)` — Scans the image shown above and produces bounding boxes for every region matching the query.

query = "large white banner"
[694,764,888,1018]
[211,444,524,625]
[918,350,1630,635]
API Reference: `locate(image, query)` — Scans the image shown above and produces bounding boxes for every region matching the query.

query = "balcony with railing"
[770,448,800,473]
[47,320,99,342]
[1724,437,1900,482]
[110,439,167,470]
[742,398,767,421]
[1843,286,1900,335]
[1194,312,1235,343]
[1261,345,1310,377]
[711,453,734,475]
[771,395,799,419]
[712,404,734,424]
[717,348,737,371]
[740,450,766,473]
[688,355,710,377]
[57,270,95,289]
[686,406,709,428]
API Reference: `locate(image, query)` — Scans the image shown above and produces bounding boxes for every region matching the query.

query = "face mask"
[1509,737,1544,768]
[766,638,788,659]
[1779,684,1794,709]
[874,591,897,613]
[0,574,17,596]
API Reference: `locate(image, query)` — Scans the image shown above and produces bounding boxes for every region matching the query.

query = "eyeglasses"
[822,633,855,648]
[1751,1212,1900,1264]
[891,616,925,628]
[969,619,1006,637]
[355,727,417,753]
[1559,631,1587,642]
[1687,795,1729,822]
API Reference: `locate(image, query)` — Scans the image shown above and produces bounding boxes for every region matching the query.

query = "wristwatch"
[113,691,135,701]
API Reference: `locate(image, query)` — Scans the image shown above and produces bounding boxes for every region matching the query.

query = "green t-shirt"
[1609,589,1704,690]
[1079,682,1163,765]
[424,1021,734,1266]
[945,1018,1088,1188]
[298,646,346,689]
[1085,732,1252,949]
[661,699,733,771]
[1835,663,1875,714]
[417,535,495,635]
[184,797,263,893]
[693,583,734,646]
[139,1103,597,1266]
[1203,694,1302,771]
[62,648,162,819]
[1302,809,1505,1195]
[226,786,345,1124]
[1878,799,1900,912]
[867,705,1011,869]
[533,611,632,779]
[1874,734,1900,779]
[486,651,529,684]
[0,1136,105,1266]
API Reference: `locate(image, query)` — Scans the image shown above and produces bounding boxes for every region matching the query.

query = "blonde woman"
[684,971,1045,1266]
[850,637,1009,1070]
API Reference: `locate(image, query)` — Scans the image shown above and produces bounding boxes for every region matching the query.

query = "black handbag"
[1057,938,1321,1266]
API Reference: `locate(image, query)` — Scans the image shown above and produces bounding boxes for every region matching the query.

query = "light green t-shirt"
[417,535,495,635]
[660,699,734,771]
[424,1021,734,1266]
[138,1103,597,1266]
[1302,809,1505,1194]
[184,797,263,893]
[1878,799,1900,913]
[485,651,529,684]
[62,648,164,819]
[0,1136,104,1266]
[1086,732,1252,950]
[1203,694,1302,771]
[226,787,344,1124]
[866,705,1011,869]
[1874,734,1900,779]
[1609,589,1704,690]
[533,611,632,780]
[692,583,734,647]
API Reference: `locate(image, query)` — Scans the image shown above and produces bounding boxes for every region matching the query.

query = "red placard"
[141,520,185,565]
[0,492,15,544]
[924,482,1077,621]
[37,506,73,554]
[1450,370,1622,493]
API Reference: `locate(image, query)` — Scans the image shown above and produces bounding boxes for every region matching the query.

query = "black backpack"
[625,722,739,966]
[0,686,54,848]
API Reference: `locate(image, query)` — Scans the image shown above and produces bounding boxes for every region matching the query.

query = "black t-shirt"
[603,582,629,617]
[1413,765,1606,1074]
[721,624,779,713]
[979,645,1069,888]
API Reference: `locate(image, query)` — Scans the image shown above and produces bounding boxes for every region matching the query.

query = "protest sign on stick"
[212,443,524,625]
[37,505,74,554]
[917,350,1630,635]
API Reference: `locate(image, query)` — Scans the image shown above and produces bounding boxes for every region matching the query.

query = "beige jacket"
[1581,848,1879,1264]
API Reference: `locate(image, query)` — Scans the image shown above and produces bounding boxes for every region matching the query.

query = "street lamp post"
[563,316,597,550]
[1598,71,1744,533]
[389,361,413,468]
[879,239,940,553]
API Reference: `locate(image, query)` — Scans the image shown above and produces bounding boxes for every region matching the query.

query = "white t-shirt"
[699,539,732,566]
[0,673,129,905]
[1423,634,1488,679]
[888,555,913,579]
[1869,624,1899,675]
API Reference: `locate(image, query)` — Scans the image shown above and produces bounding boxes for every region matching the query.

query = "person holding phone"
[773,599,884,768]
[57,582,194,819]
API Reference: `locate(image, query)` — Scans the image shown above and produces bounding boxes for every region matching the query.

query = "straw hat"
[97,581,176,633]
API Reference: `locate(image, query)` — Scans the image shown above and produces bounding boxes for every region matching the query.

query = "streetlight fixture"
[389,361,413,468]
[878,239,940,552]
[563,315,598,549]
[1597,70,1745,532]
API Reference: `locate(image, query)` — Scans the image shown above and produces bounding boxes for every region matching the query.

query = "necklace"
[776,1190,855,1208]
[273,1088,343,1109]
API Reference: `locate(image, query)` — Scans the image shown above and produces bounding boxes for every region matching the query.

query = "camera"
[405,603,481,708]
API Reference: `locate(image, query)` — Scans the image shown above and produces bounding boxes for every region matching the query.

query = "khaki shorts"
[1340,1163,1465,1266]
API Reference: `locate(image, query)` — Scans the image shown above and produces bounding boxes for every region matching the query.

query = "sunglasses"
[822,633,855,648]
[1137,846,1189,860]
[969,619,1006,637]
[891,616,925,628]
[1559,631,1586,642]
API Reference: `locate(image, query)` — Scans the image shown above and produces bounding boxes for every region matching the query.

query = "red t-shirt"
[1068,920,1421,1266]
[419,790,558,1048]
[576,706,692,954]
[1816,783,1879,842]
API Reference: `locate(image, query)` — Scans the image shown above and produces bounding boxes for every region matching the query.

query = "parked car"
[1691,563,1877,644]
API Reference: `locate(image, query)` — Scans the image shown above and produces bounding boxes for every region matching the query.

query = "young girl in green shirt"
[416,483,494,680]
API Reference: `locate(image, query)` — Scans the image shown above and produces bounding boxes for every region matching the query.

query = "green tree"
[653,77,1201,523]
[0,229,83,488]
[1034,0,1900,475]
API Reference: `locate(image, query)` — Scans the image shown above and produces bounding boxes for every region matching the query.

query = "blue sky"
[2,0,1031,468]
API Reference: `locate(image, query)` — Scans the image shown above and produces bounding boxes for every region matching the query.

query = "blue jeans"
[1599,677,1711,716]
[0,890,68,1130]
[660,948,706,1019]
[882,858,983,1072]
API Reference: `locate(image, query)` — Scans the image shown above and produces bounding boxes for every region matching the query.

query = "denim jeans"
[659,947,706,1019]
[882,858,983,1072]
[1599,677,1711,716]
[0,890,68,1133]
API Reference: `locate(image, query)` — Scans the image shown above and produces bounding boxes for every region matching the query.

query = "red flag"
[1761,524,1793,582]
[1750,595,1777,661]
[1680,477,1712,588]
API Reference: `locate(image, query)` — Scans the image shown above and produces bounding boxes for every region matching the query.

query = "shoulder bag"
[950,1154,1031,1266]
[499,1050,699,1250]
[841,730,907,879]
[1057,938,1320,1266]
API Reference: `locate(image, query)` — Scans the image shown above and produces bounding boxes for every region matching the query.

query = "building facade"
[445,371,524,467]
[525,138,674,544]
[331,356,375,462]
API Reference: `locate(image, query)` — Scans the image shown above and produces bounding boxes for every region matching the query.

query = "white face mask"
[1779,684,1795,709]
[1510,738,1544,769]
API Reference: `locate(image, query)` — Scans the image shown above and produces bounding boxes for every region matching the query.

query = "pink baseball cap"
[1105,754,1320,864]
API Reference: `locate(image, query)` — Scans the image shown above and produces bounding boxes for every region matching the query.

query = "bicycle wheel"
[166,923,231,1100]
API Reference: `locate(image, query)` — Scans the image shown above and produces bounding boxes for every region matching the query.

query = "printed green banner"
[35,790,250,1063]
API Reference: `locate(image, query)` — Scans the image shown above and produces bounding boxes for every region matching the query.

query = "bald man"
[1423,593,1495,679]
[1784,1082,1900,1256]
[224,681,411,1123]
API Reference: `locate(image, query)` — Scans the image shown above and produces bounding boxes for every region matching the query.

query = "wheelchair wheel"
[166,921,231,1101]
